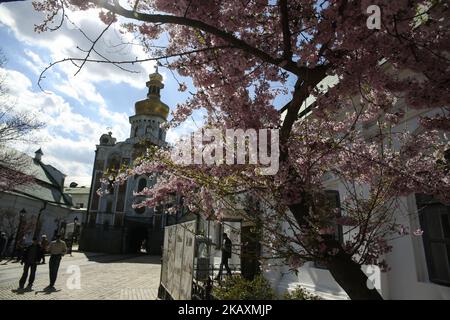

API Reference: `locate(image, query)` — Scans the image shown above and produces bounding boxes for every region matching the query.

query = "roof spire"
[35,148,43,161]
[133,62,169,120]
[146,64,164,98]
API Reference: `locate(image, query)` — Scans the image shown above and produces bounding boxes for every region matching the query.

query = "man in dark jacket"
[19,237,41,290]
[0,232,7,261]
[40,235,49,263]
[215,233,232,280]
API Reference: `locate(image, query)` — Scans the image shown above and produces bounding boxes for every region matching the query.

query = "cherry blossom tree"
[34,0,449,299]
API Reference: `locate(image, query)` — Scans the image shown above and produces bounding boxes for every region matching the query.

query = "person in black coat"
[19,237,41,290]
[215,233,232,280]
[0,232,6,260]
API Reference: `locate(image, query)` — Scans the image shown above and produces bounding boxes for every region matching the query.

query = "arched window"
[135,178,147,214]
[106,200,113,213]
[135,206,145,214]
[134,126,139,137]
[107,154,121,171]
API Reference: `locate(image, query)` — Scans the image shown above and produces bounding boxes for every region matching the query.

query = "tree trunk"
[327,250,383,300]
[289,200,384,300]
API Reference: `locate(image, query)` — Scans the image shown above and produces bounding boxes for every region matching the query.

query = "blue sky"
[0,1,202,186]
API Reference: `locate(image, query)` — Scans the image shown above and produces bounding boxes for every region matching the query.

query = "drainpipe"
[33,201,47,238]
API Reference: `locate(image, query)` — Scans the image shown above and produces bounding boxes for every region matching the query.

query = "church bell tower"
[129,66,169,145]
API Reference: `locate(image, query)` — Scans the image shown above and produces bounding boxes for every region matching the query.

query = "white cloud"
[54,77,106,107]
[0,1,155,105]
[1,67,130,186]
[22,49,47,75]
[0,1,154,88]
[0,2,164,186]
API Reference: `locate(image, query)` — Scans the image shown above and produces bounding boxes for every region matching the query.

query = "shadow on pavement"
[78,251,162,265]
[11,287,34,294]
[34,287,62,295]
[1,252,161,267]
[11,288,25,295]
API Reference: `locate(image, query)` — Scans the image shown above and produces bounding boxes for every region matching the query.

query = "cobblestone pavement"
[0,252,161,300]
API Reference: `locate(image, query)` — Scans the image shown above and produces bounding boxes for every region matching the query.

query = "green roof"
[64,187,91,195]
[1,147,72,207]
[13,182,72,207]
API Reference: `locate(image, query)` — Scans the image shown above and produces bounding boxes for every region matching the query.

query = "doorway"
[126,225,148,254]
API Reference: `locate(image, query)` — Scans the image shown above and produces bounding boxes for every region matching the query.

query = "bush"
[283,286,321,300]
[212,275,276,300]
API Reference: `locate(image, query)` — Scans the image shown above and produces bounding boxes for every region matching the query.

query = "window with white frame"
[314,190,343,269]
[416,194,450,286]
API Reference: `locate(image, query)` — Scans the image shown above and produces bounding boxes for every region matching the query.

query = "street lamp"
[12,209,26,259]
[53,218,61,240]
[73,216,79,243]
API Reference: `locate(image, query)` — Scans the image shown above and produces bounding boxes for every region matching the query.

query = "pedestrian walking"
[18,237,41,290]
[40,235,49,263]
[141,239,147,253]
[6,235,13,259]
[0,232,7,261]
[46,234,67,290]
[15,236,26,262]
[66,237,73,256]
[215,233,233,280]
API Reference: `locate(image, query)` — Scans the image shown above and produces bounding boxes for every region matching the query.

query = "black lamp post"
[12,209,26,259]
[73,216,79,243]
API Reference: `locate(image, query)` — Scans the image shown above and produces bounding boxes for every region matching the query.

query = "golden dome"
[134,69,169,120]
[149,72,163,82]
[135,97,169,119]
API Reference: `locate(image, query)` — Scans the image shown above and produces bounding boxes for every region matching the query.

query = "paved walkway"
[0,251,161,300]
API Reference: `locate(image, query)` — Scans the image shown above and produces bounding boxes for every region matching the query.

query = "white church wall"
[0,192,72,243]
[382,195,450,299]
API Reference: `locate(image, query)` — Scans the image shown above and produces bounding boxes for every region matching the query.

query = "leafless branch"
[73,20,114,76]
[279,0,293,60]
[38,45,233,91]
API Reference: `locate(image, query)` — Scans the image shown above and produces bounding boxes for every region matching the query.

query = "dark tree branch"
[279,65,328,149]
[279,0,293,61]
[65,15,138,74]
[90,0,306,76]
[48,0,65,31]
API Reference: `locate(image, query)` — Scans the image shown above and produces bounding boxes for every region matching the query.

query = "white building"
[0,148,74,252]
[265,75,450,300]
[64,185,90,210]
